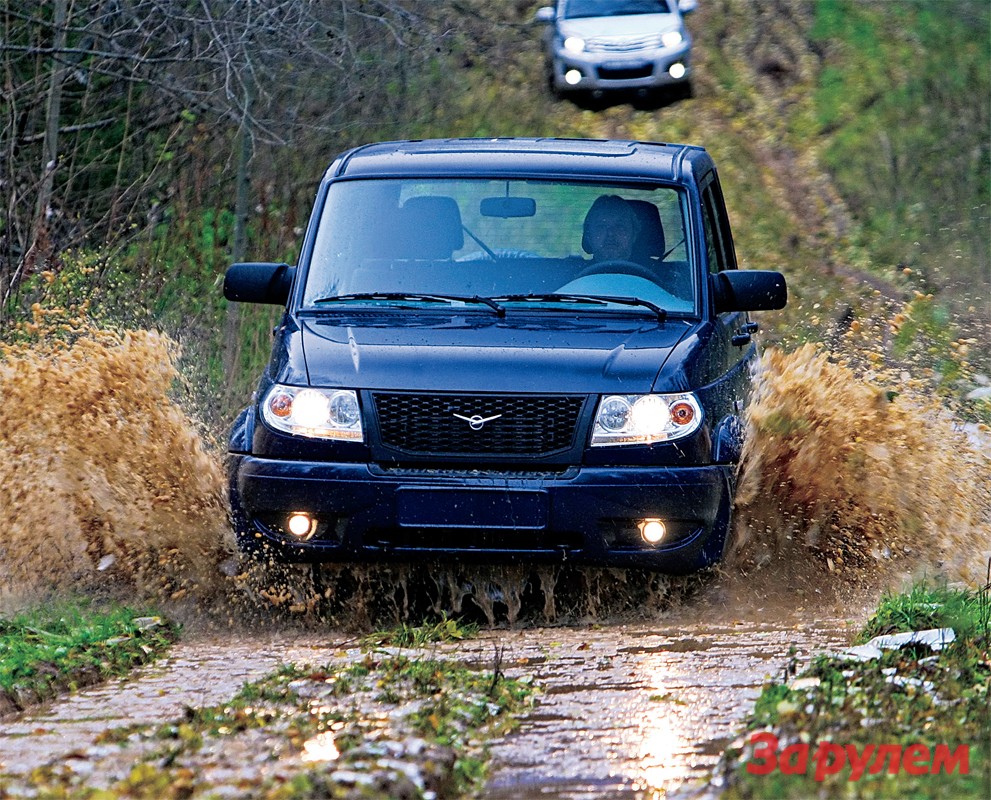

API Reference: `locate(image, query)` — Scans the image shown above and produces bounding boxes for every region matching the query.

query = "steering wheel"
[577,259,658,282]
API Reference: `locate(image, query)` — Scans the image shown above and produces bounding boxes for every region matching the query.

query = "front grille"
[585,33,663,53]
[373,393,585,457]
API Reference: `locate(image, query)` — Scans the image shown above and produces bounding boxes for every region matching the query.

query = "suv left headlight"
[591,392,702,446]
[261,385,364,441]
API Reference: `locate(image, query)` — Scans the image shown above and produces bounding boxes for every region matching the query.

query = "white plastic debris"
[836,628,956,662]
[788,677,821,691]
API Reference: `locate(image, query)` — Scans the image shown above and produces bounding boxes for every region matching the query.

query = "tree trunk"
[223,81,255,399]
[31,0,69,260]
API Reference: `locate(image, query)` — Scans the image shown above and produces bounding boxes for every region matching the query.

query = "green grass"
[860,582,991,642]
[0,601,179,713]
[720,581,991,798]
[361,614,481,648]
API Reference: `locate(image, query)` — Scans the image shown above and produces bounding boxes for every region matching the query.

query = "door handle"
[731,322,759,346]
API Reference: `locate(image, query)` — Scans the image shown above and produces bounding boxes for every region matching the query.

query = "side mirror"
[534,6,555,23]
[678,0,698,14]
[712,270,787,313]
[224,262,296,305]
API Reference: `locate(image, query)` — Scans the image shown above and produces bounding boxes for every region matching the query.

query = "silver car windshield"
[303,178,696,316]
[563,0,673,19]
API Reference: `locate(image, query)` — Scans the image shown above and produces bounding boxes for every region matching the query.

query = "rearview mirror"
[534,6,555,23]
[480,196,537,218]
[712,270,787,313]
[224,262,296,305]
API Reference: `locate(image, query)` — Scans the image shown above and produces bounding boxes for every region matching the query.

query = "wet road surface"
[0,583,865,798]
[480,616,851,799]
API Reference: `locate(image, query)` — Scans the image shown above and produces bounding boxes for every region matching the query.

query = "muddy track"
[0,578,867,798]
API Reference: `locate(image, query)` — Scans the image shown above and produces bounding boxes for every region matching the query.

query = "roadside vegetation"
[23,619,533,799]
[0,601,179,717]
[719,580,991,798]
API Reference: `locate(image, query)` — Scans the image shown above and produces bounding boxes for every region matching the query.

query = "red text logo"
[746,732,969,781]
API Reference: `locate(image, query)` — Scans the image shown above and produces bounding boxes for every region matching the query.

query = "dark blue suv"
[223,138,786,573]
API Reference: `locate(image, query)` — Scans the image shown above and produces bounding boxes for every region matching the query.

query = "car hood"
[559,13,682,39]
[293,313,694,394]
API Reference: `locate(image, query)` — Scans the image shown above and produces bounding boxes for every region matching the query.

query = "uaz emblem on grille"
[452,412,502,431]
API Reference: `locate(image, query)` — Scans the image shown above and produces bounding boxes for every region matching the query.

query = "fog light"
[287,512,316,539]
[638,519,666,545]
[669,62,686,79]
[565,69,583,85]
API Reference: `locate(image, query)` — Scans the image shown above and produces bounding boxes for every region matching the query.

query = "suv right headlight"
[261,385,363,441]
[591,392,702,446]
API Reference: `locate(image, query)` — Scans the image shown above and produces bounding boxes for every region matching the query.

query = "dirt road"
[0,578,864,798]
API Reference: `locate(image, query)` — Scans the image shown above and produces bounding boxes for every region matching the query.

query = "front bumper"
[550,43,692,92]
[228,455,733,573]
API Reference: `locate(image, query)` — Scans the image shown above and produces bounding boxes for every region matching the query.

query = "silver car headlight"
[563,36,586,54]
[261,385,363,441]
[662,30,683,47]
[591,392,702,446]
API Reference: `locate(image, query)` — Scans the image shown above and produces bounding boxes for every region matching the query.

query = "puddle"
[481,612,854,799]
[0,607,857,798]
[0,634,332,776]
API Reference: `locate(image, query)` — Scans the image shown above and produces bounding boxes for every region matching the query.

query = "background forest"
[2,0,988,433]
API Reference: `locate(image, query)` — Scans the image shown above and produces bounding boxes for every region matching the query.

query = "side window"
[703,176,738,272]
[701,184,727,274]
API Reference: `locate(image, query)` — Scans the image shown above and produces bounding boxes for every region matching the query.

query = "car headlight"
[563,36,585,54]
[662,30,683,47]
[591,393,702,446]
[261,385,363,441]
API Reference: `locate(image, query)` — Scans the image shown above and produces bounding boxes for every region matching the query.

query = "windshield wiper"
[312,292,505,316]
[494,293,667,322]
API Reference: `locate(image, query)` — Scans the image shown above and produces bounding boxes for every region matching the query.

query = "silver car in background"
[536,0,696,97]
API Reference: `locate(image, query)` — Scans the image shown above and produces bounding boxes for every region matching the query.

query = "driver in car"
[582,194,642,263]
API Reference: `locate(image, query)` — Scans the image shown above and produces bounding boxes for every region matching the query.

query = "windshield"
[303,177,696,316]
[562,0,673,19]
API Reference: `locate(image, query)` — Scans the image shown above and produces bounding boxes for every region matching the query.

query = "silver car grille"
[584,33,664,53]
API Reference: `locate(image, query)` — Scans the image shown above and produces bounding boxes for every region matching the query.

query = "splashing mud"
[0,325,232,615]
[731,344,991,589]
[1,323,987,628]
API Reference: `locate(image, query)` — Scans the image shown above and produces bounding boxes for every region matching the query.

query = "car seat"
[397,195,465,259]
[628,200,666,261]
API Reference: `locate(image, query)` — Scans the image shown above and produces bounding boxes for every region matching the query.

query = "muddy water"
[483,619,852,799]
[0,323,233,615]
[0,634,333,779]
[0,601,860,798]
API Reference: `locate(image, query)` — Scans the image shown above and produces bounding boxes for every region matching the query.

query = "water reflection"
[300,730,340,762]
[484,622,851,799]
